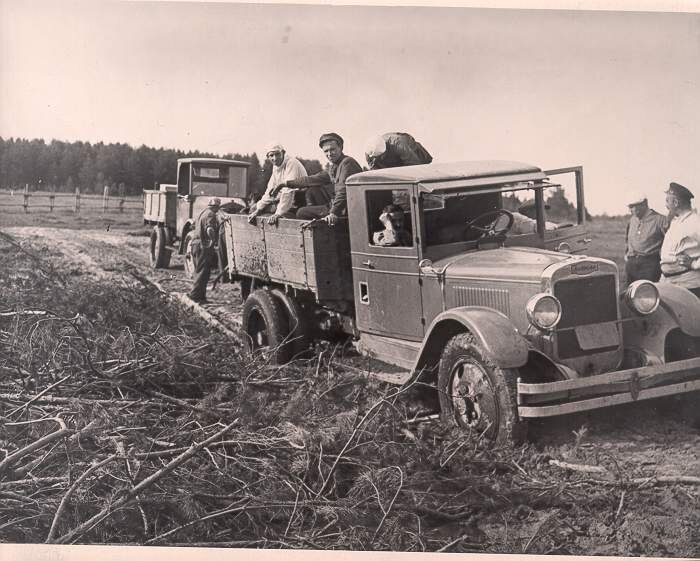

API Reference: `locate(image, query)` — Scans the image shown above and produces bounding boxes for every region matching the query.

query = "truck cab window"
[366,189,413,247]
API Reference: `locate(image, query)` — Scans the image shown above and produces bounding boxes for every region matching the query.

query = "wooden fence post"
[49,185,55,212]
[23,184,29,213]
[102,185,110,214]
[74,187,81,214]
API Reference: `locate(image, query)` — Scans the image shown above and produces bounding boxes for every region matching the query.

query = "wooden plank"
[519,379,700,418]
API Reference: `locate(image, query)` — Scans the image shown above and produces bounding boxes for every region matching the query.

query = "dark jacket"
[286,154,363,215]
[192,207,219,248]
[370,132,432,170]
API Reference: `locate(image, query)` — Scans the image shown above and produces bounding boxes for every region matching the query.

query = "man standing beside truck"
[659,182,700,296]
[272,132,363,226]
[188,197,221,304]
[624,193,668,283]
[248,143,308,225]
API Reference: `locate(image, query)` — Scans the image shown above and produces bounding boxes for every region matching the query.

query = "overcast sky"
[1,1,698,214]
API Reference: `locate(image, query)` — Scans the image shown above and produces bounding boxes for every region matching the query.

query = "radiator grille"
[554,274,619,359]
[454,286,510,315]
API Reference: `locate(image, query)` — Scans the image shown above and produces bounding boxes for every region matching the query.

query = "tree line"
[0,137,323,196]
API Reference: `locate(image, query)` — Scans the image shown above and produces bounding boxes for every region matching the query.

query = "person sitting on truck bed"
[364,132,433,170]
[272,132,363,226]
[248,143,308,225]
[188,197,221,305]
[372,204,412,247]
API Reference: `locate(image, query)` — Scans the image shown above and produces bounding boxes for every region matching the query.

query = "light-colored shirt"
[510,212,557,235]
[659,209,700,289]
[255,155,307,216]
[625,209,668,257]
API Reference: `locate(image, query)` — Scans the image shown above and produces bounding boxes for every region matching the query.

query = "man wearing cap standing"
[248,144,307,225]
[272,133,363,225]
[624,194,668,284]
[364,132,433,170]
[659,182,700,296]
[188,197,221,304]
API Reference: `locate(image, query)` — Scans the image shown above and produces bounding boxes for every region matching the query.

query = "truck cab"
[144,157,251,272]
[222,160,700,444]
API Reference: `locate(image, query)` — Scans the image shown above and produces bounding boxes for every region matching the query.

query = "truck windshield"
[191,165,229,197]
[422,181,576,247]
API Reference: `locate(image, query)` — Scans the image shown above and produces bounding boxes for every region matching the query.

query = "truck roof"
[178,157,251,167]
[347,160,546,192]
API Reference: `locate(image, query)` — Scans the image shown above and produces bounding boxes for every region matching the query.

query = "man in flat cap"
[624,193,668,283]
[659,182,700,296]
[271,132,363,225]
[364,132,433,170]
[248,143,307,225]
[188,197,221,304]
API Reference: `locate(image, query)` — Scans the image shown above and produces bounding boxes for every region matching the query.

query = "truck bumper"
[517,357,700,418]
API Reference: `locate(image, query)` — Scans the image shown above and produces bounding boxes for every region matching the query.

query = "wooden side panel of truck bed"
[223,213,353,302]
[143,190,177,226]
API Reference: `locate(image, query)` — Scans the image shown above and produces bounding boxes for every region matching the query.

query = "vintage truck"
[220,161,700,443]
[143,157,251,274]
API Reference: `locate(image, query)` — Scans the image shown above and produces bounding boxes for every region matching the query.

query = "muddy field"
[0,217,698,555]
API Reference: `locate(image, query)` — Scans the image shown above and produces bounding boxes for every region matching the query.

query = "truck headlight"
[526,293,562,330]
[625,280,659,315]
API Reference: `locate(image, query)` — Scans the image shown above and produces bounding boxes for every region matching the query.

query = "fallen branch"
[51,420,239,544]
[550,459,700,486]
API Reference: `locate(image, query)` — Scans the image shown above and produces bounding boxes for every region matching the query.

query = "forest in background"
[0,137,323,196]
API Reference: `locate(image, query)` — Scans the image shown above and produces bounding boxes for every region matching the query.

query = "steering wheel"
[465,209,514,238]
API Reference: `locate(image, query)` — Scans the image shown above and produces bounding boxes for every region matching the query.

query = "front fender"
[411,306,529,381]
[656,282,700,336]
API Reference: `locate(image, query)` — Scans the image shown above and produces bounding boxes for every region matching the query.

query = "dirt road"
[3,225,699,555]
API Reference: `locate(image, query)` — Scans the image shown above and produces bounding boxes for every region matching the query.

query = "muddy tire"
[272,289,310,359]
[149,226,171,269]
[183,231,195,279]
[437,332,526,445]
[242,289,291,364]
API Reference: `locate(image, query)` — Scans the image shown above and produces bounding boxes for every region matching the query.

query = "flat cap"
[208,197,222,207]
[319,132,343,148]
[627,192,647,207]
[667,182,694,201]
[518,199,550,213]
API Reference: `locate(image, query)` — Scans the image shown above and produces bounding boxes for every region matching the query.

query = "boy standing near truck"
[188,197,221,304]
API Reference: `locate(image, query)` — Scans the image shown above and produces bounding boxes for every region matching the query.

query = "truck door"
[349,186,424,341]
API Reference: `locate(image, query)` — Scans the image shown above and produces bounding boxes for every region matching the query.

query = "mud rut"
[6,227,700,482]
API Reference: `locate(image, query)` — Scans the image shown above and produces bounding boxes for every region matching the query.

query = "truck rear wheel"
[437,332,526,445]
[272,289,310,359]
[183,231,195,279]
[242,289,291,364]
[149,226,171,269]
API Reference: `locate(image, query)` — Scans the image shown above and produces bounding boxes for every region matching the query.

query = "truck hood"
[434,247,572,283]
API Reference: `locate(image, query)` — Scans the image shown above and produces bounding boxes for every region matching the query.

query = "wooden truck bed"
[222,213,353,303]
[143,188,177,226]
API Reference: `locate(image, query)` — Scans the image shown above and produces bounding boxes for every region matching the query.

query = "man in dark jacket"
[272,132,362,225]
[187,197,221,304]
[364,132,432,170]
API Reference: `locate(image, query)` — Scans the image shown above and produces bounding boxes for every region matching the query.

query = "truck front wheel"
[149,226,171,269]
[437,333,526,445]
[242,289,291,364]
